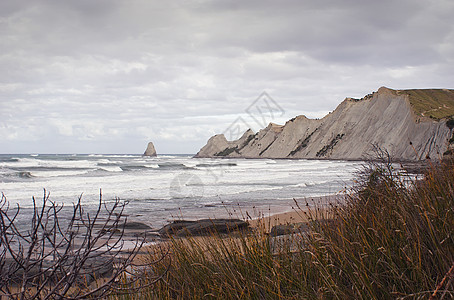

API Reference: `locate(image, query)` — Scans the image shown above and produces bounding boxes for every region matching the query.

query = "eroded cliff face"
[195,87,454,161]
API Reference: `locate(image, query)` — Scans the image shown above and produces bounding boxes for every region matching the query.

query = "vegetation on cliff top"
[399,88,454,120]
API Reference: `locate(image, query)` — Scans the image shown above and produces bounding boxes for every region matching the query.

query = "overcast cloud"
[1,0,453,154]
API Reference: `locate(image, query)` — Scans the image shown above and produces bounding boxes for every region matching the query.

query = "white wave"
[132,159,147,163]
[98,166,123,172]
[105,155,140,158]
[1,157,97,170]
[0,155,363,222]
[0,158,39,168]
[31,170,91,178]
[157,155,181,159]
[96,159,112,164]
[266,160,277,164]
[183,162,198,168]
[145,164,159,169]
[294,180,329,187]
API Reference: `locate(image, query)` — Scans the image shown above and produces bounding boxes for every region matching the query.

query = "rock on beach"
[158,219,249,237]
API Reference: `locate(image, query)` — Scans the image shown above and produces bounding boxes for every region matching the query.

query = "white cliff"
[195,87,454,161]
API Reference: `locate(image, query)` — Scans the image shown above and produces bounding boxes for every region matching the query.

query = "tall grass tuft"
[119,158,454,299]
[307,157,454,299]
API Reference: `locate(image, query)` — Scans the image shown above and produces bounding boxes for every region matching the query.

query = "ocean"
[0,154,362,229]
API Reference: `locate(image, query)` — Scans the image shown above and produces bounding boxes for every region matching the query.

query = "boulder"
[121,221,152,230]
[270,223,311,237]
[270,225,294,237]
[74,256,114,285]
[158,219,249,237]
[143,142,157,157]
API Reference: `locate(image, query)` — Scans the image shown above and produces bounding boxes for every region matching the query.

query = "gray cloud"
[0,0,453,153]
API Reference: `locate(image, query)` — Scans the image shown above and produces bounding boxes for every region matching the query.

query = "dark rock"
[158,218,249,237]
[122,221,151,230]
[98,221,152,235]
[76,256,114,285]
[270,223,311,237]
[98,228,121,234]
[137,231,160,239]
[1,258,42,284]
[297,223,310,232]
[270,225,294,237]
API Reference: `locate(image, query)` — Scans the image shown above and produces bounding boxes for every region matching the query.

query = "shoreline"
[142,194,345,238]
[248,194,344,231]
[150,194,344,234]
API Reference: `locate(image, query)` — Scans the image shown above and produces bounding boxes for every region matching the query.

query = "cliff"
[195,87,454,161]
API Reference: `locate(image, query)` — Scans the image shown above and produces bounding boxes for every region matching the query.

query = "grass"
[398,89,454,120]
[112,157,454,299]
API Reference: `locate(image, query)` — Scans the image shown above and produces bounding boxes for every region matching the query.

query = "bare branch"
[0,190,168,299]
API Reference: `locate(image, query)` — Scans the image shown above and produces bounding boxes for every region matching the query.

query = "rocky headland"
[195,87,454,161]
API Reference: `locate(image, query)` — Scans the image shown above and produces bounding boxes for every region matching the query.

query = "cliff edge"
[195,87,454,161]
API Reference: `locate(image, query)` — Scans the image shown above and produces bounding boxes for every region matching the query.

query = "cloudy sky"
[1,0,453,154]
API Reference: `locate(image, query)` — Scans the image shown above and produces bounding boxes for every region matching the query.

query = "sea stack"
[143,142,157,157]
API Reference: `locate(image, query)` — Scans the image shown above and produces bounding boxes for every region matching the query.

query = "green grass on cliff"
[398,89,454,120]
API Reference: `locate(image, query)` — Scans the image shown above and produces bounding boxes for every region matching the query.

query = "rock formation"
[143,142,157,157]
[158,219,249,237]
[195,87,454,161]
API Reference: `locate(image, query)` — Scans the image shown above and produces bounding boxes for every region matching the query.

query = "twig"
[429,261,454,300]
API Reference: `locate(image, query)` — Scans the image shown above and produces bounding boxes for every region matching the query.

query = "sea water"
[0,154,362,229]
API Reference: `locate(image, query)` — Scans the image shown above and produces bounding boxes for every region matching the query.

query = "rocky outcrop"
[158,219,249,237]
[444,119,454,157]
[195,87,454,161]
[196,129,256,158]
[143,142,157,157]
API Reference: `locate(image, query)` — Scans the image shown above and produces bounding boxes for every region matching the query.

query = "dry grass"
[112,158,454,299]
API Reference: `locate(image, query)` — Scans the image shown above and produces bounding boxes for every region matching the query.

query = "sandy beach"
[248,194,343,231]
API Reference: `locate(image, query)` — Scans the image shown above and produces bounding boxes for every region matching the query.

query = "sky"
[1,0,453,154]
